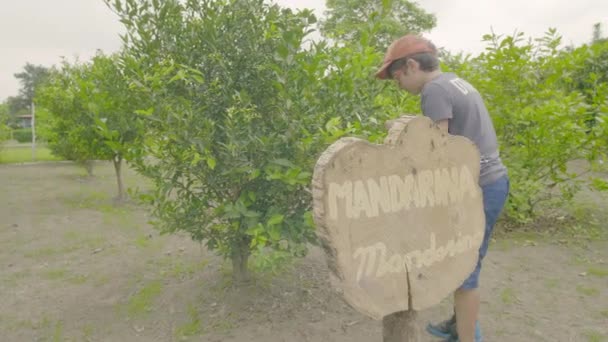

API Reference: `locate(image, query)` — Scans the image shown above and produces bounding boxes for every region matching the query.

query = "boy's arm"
[421,83,452,134]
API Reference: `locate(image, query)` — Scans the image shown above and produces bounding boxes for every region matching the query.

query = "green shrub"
[444,30,606,223]
[13,128,33,143]
[0,125,9,143]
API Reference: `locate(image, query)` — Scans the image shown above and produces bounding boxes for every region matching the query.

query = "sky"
[1,0,606,101]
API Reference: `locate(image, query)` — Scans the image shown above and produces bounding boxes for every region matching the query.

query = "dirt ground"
[1,162,607,342]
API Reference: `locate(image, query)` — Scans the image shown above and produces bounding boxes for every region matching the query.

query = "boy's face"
[392,60,425,95]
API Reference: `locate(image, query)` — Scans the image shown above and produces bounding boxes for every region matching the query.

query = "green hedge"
[0,125,10,142]
[13,129,33,143]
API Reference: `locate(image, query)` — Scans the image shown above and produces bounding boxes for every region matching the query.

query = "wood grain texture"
[312,115,485,320]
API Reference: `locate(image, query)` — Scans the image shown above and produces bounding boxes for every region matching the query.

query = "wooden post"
[383,310,420,342]
[31,101,36,161]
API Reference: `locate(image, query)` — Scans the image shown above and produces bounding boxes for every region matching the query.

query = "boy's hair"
[410,52,440,71]
[388,52,440,77]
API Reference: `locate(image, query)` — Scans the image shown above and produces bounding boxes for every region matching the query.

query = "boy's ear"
[406,58,419,71]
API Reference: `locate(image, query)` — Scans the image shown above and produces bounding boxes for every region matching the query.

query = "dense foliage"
[37,54,141,198]
[0,104,10,149]
[443,30,608,221]
[12,128,33,143]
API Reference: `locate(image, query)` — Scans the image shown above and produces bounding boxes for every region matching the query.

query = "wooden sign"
[312,115,485,324]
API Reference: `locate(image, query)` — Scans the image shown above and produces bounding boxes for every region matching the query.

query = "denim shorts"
[460,175,510,289]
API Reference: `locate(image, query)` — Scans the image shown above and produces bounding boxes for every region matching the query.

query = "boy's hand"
[436,119,448,133]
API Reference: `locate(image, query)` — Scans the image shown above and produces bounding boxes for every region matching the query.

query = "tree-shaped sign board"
[312,116,485,341]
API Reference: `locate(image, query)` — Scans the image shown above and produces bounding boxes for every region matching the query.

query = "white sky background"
[0,0,606,101]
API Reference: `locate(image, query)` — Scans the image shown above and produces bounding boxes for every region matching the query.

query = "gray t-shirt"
[421,72,507,186]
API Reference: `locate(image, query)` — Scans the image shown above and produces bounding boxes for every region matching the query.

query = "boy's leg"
[427,176,509,341]
[454,288,480,342]
[455,176,509,341]
[454,256,482,342]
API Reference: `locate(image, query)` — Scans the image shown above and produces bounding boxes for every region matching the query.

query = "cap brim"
[375,61,391,80]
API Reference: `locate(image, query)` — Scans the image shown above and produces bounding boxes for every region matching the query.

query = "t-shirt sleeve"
[421,83,453,122]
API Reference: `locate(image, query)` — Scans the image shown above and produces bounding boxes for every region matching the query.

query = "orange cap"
[375,34,436,79]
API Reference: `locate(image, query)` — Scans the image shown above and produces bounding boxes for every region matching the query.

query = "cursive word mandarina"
[352,231,483,282]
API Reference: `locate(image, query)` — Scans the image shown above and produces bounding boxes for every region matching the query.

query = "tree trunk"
[231,246,250,284]
[113,156,125,201]
[84,160,93,177]
[382,310,421,342]
[84,160,94,177]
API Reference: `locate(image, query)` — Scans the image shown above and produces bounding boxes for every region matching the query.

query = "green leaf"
[191,74,204,84]
[106,141,122,152]
[244,210,260,219]
[169,69,187,83]
[277,44,289,59]
[206,156,216,169]
[191,152,202,166]
[135,107,154,116]
[114,0,123,13]
[249,169,261,180]
[381,0,391,11]
[271,159,294,168]
[246,223,264,236]
[591,178,608,191]
[268,227,281,241]
[267,214,284,226]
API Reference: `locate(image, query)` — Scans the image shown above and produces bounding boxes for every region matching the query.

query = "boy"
[375,34,510,342]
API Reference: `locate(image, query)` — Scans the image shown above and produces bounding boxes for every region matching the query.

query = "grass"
[492,230,545,251]
[134,234,163,251]
[163,259,208,279]
[51,321,64,342]
[587,267,608,278]
[44,268,88,284]
[133,232,164,251]
[23,232,108,263]
[62,190,140,228]
[147,257,209,281]
[586,331,606,342]
[4,270,32,287]
[563,223,607,244]
[102,205,136,227]
[94,274,111,286]
[125,280,163,317]
[63,231,107,250]
[62,191,110,210]
[544,278,559,289]
[5,318,37,331]
[576,285,600,297]
[27,316,64,342]
[135,234,152,248]
[506,230,545,243]
[212,318,236,333]
[0,145,61,164]
[24,245,80,259]
[68,274,88,284]
[176,304,203,339]
[563,194,608,243]
[81,325,94,340]
[44,269,68,281]
[500,287,517,305]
